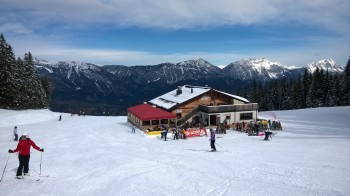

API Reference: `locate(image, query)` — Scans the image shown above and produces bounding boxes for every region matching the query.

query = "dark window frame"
[240,112,253,120]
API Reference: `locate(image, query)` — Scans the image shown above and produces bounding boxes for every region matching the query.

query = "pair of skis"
[16,174,49,181]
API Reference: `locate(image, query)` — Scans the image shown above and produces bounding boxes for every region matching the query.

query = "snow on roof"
[149,85,249,110]
[149,85,211,110]
[212,89,249,103]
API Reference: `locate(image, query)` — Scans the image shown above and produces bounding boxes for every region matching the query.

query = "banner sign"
[186,128,207,138]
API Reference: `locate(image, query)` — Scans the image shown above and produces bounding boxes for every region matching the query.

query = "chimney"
[176,86,182,95]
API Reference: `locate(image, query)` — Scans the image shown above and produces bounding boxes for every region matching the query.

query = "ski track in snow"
[0,107,350,196]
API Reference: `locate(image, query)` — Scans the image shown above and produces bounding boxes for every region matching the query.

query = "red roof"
[127,104,176,121]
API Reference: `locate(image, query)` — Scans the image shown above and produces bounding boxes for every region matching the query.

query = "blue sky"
[1,0,349,67]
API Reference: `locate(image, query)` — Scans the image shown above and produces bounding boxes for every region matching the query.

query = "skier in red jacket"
[8,132,44,179]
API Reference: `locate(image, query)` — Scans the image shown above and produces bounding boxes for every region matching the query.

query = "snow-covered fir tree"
[0,34,51,109]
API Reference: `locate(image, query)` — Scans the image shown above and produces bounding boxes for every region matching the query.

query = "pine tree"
[0,34,17,108]
[327,75,337,106]
[23,52,47,108]
[291,75,302,109]
[277,78,290,110]
[318,69,326,106]
[265,82,274,110]
[340,57,350,105]
[41,76,52,107]
[330,75,342,106]
[1,34,51,109]
[259,85,268,111]
[307,68,324,107]
[323,70,331,107]
[301,69,311,108]
[250,79,259,104]
[270,80,279,110]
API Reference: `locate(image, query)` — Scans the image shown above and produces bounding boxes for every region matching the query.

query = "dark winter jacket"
[12,138,41,156]
[210,129,215,141]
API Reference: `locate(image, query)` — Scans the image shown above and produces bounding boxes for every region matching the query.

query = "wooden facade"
[146,85,259,128]
[170,90,247,119]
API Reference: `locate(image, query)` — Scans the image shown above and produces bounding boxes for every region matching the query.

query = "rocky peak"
[307,59,344,73]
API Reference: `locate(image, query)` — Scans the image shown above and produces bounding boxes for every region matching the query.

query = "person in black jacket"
[173,129,178,140]
[163,129,168,141]
[264,131,273,141]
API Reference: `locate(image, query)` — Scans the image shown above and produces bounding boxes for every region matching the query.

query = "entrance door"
[209,115,218,126]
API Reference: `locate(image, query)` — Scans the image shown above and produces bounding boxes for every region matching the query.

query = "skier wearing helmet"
[8,132,44,179]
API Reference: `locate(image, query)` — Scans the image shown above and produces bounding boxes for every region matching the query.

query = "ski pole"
[0,153,10,182]
[40,152,42,176]
[216,142,223,149]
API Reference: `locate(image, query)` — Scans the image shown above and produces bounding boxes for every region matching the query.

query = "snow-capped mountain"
[178,58,214,68]
[104,58,223,85]
[35,57,345,115]
[217,65,227,69]
[307,59,344,73]
[35,60,119,93]
[222,58,302,81]
[35,60,128,114]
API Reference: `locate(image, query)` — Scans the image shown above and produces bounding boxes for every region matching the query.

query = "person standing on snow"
[8,132,44,179]
[209,128,216,151]
[131,125,136,133]
[13,126,18,141]
[181,128,187,139]
[173,128,178,140]
[163,129,169,141]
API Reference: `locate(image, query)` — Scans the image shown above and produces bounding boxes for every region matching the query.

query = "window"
[160,119,168,125]
[240,113,253,120]
[176,113,182,119]
[142,121,150,126]
[151,120,160,125]
[169,119,176,125]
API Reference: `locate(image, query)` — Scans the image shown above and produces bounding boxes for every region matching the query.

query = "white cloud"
[5,30,349,67]
[0,23,32,35]
[9,39,348,67]
[2,0,349,67]
[2,0,349,34]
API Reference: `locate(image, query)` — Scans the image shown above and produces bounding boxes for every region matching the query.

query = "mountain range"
[35,58,344,115]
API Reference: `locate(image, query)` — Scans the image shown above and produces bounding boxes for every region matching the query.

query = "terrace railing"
[177,103,258,126]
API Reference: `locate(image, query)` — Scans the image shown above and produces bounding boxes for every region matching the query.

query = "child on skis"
[13,126,18,141]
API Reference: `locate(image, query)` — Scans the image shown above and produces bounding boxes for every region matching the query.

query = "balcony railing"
[198,103,258,113]
[177,103,258,126]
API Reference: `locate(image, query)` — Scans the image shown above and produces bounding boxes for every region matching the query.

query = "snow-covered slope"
[0,107,349,195]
